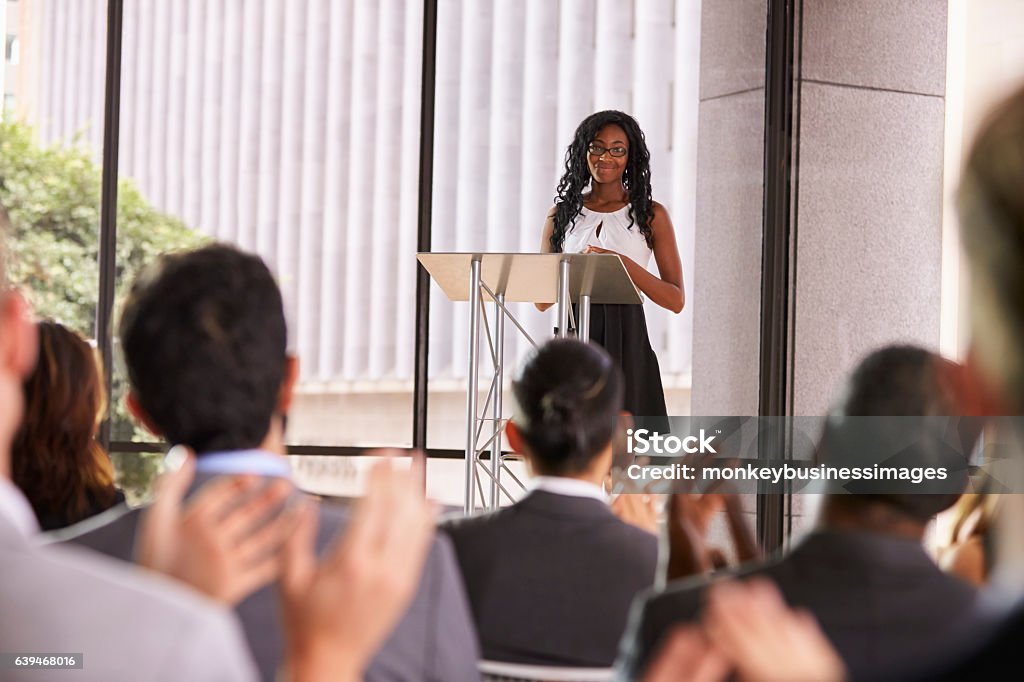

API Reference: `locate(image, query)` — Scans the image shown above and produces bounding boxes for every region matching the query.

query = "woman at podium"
[539,110,684,420]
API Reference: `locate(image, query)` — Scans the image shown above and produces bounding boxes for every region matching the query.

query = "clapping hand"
[611,492,659,534]
[279,452,436,682]
[643,579,846,682]
[136,446,299,605]
[703,578,846,682]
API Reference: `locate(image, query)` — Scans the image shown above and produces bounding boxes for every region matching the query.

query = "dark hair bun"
[512,339,623,475]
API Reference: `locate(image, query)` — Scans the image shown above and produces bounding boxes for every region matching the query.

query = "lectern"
[417,252,641,512]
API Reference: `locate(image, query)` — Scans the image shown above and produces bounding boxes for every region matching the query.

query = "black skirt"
[575,303,669,420]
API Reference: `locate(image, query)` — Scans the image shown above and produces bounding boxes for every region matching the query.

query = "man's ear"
[962,346,1008,416]
[0,291,38,380]
[125,390,164,437]
[278,355,299,415]
[505,420,525,455]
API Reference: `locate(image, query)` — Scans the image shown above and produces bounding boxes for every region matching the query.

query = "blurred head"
[551,110,655,253]
[11,321,116,528]
[0,206,38,476]
[508,339,624,477]
[820,345,978,524]
[957,84,1024,412]
[120,244,295,454]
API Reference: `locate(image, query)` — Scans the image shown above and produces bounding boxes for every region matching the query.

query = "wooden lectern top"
[416,252,642,305]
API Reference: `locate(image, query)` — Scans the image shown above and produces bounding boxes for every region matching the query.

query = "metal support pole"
[557,258,570,338]
[578,293,591,342]
[465,258,482,513]
[490,293,505,508]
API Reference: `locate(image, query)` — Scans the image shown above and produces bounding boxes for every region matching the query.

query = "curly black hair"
[550,110,655,252]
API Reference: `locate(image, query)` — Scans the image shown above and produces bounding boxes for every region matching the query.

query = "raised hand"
[279,454,436,682]
[611,492,658,534]
[703,578,846,682]
[642,625,731,682]
[665,465,727,580]
[136,447,298,605]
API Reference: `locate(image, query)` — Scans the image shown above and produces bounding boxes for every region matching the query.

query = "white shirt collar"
[0,478,40,539]
[530,476,609,504]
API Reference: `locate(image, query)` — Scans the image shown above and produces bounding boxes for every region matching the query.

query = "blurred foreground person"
[443,338,658,667]
[618,345,983,680]
[11,320,124,530]
[896,79,1024,681]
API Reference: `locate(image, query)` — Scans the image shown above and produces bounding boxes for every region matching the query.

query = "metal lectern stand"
[417,252,642,513]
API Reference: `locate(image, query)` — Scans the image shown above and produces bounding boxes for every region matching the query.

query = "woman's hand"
[583,245,623,257]
[580,204,686,313]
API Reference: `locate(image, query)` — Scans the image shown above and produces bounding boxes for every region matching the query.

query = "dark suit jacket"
[442,490,658,667]
[57,473,481,682]
[616,529,985,681]
[897,603,1024,680]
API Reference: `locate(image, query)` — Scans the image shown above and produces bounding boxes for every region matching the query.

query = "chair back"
[479,660,614,682]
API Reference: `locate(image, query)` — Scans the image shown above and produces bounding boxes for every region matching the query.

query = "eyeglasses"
[587,143,628,158]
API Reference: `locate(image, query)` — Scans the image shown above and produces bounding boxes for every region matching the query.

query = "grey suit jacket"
[59,473,481,682]
[1,505,255,681]
[616,529,985,681]
[442,490,658,668]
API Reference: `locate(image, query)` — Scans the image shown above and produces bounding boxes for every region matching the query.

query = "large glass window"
[104,0,423,452]
[1,0,107,337]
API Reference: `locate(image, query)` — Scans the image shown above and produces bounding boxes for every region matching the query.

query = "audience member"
[891,80,1024,681]
[59,244,480,682]
[443,338,658,668]
[617,345,984,680]
[11,320,124,530]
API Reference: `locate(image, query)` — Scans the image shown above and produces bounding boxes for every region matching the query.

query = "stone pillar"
[792,1,947,415]
[690,0,766,415]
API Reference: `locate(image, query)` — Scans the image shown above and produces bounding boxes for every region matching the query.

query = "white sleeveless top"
[561,204,653,269]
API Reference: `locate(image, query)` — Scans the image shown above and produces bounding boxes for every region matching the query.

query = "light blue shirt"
[193,449,292,479]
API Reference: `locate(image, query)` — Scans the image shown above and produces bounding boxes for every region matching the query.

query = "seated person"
[58,244,480,682]
[617,345,988,680]
[442,338,658,668]
[12,320,125,530]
